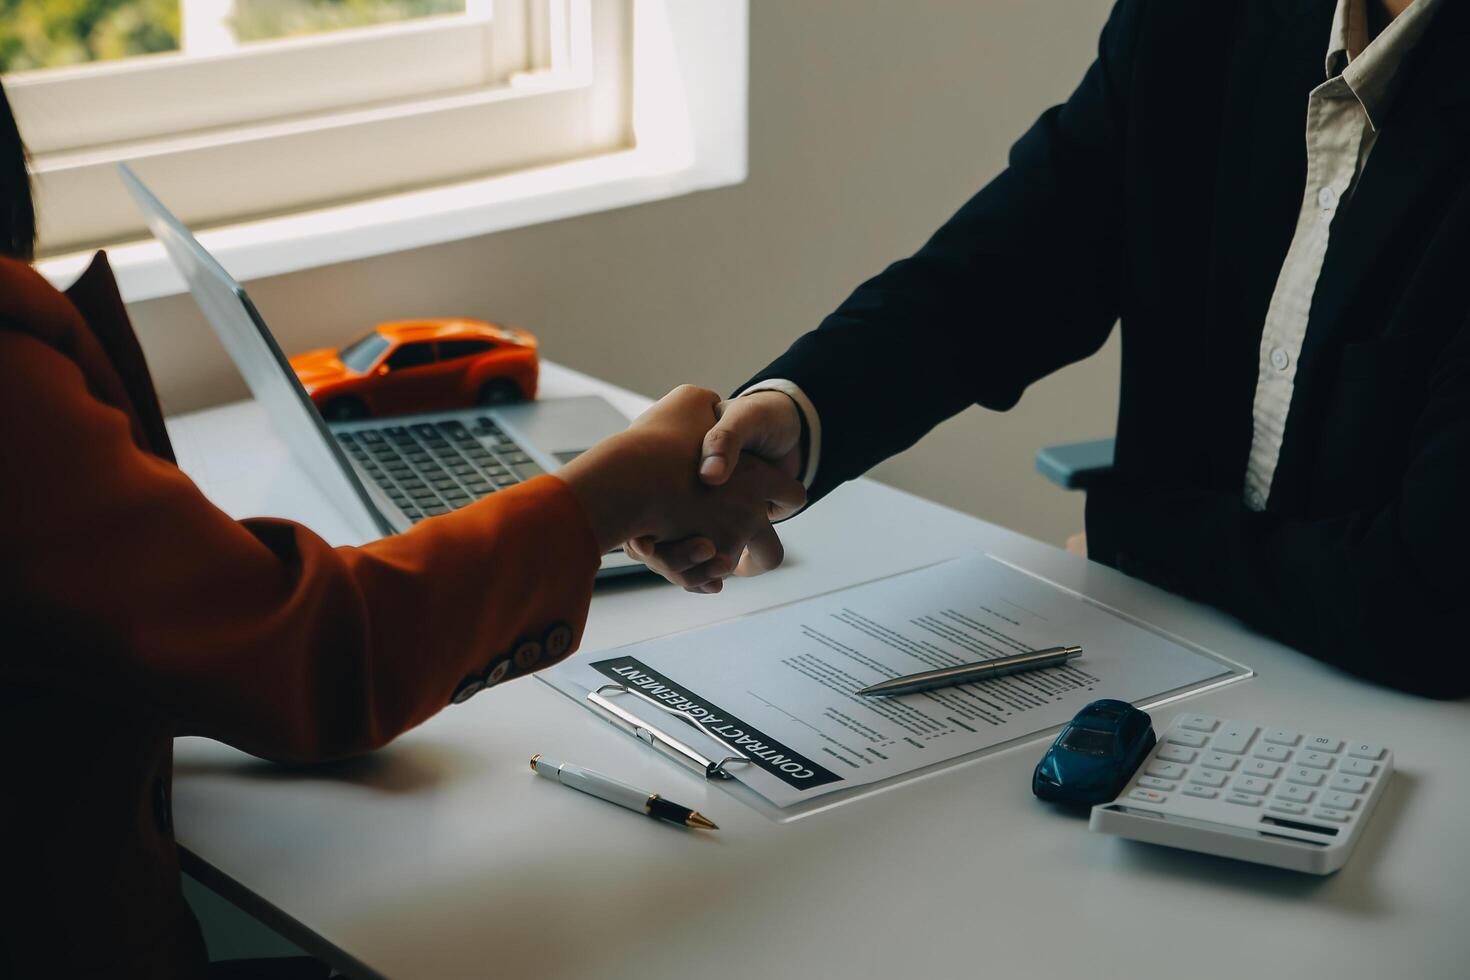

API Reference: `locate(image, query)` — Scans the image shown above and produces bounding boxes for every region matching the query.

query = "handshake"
[557,385,807,592]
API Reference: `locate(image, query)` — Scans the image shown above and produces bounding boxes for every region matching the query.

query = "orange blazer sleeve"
[0,329,601,763]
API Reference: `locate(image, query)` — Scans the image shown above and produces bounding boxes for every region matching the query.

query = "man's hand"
[624,390,805,592]
[558,387,805,575]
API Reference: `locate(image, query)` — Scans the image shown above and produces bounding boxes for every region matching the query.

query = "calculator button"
[1129,789,1168,804]
[1137,776,1176,791]
[1225,792,1262,807]
[1298,751,1335,770]
[1287,768,1325,786]
[1145,761,1186,780]
[1156,745,1197,764]
[1341,758,1378,777]
[1179,714,1220,733]
[1189,769,1230,788]
[1211,723,1258,755]
[1304,735,1343,753]
[1330,774,1369,794]
[1166,730,1209,748]
[1348,742,1385,761]
[1201,752,1238,771]
[1322,791,1359,811]
[1253,743,1292,763]
[1264,729,1301,746]
[1313,807,1352,823]
[1233,776,1271,795]
[1268,801,1308,816]
[1277,784,1315,804]
[1182,784,1218,800]
[1244,760,1281,779]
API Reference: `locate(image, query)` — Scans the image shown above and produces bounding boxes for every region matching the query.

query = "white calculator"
[1089,713,1393,874]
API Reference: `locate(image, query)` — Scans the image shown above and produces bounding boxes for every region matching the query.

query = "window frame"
[37,1,750,303]
[17,0,632,254]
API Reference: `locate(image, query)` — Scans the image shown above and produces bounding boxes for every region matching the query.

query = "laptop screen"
[118,163,391,542]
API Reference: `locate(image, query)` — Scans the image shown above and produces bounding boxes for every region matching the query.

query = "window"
[438,339,493,360]
[338,330,391,372]
[33,3,749,304]
[385,341,436,370]
[9,0,633,254]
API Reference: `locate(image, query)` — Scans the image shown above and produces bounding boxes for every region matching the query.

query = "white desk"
[169,363,1470,980]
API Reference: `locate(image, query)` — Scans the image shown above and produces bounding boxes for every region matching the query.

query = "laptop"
[120,163,644,578]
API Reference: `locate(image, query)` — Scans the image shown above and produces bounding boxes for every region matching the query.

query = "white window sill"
[39,145,739,303]
[37,0,747,303]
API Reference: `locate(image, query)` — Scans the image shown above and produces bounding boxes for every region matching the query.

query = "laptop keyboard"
[335,417,546,524]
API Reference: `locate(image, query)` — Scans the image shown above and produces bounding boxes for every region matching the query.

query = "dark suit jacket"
[748,0,1470,698]
[0,254,601,977]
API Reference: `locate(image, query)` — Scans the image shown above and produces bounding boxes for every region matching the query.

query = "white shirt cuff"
[738,378,822,490]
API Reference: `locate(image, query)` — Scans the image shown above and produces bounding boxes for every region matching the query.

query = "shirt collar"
[1325,0,1443,130]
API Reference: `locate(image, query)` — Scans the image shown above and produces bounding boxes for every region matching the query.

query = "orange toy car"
[290,319,539,421]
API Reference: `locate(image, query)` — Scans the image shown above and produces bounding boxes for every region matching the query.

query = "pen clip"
[587,684,751,780]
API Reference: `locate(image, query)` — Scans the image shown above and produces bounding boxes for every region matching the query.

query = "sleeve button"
[484,658,513,687]
[513,639,543,670]
[543,623,574,661]
[450,674,486,704]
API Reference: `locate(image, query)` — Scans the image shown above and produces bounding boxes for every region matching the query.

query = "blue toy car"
[1033,699,1155,805]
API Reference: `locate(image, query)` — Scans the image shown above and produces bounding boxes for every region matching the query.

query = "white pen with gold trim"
[530,754,718,830]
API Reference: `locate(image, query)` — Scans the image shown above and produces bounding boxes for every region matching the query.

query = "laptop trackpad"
[490,396,630,470]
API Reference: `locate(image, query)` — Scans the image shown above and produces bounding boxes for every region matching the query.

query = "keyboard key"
[1298,751,1335,770]
[1182,785,1218,800]
[423,504,449,516]
[1287,767,1325,787]
[1313,807,1351,823]
[1348,742,1385,761]
[1179,714,1219,733]
[1233,776,1271,795]
[360,430,384,443]
[512,462,547,481]
[1129,789,1168,804]
[1276,784,1315,803]
[1156,744,1197,764]
[1201,752,1238,771]
[1330,774,1369,794]
[1212,722,1258,755]
[1137,776,1175,791]
[1323,791,1359,811]
[1225,792,1261,807]
[1243,760,1281,779]
[1268,801,1308,816]
[1264,729,1300,746]
[1253,743,1292,763]
[1304,735,1343,753]
[1189,769,1230,788]
[1145,761,1185,780]
[1341,758,1378,777]
[1166,730,1209,749]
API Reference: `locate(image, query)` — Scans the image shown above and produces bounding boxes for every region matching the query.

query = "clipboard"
[541,553,1254,823]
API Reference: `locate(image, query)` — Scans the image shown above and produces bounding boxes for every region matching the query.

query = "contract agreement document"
[544,554,1244,811]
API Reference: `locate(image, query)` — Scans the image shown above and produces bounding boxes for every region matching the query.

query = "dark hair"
[0,78,36,261]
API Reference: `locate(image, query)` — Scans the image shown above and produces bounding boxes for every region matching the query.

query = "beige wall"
[126,0,1120,546]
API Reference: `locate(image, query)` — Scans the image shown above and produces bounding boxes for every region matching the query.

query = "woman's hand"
[557,386,806,568]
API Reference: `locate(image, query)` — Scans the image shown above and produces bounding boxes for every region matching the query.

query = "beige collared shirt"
[1242,0,1442,510]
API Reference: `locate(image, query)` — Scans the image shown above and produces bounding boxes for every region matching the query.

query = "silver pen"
[530,754,718,830]
[857,645,1084,697]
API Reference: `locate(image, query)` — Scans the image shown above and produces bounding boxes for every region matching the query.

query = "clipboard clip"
[587,683,752,781]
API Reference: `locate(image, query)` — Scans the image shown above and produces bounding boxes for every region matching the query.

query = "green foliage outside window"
[233,0,462,43]
[0,0,463,74]
[0,0,181,73]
